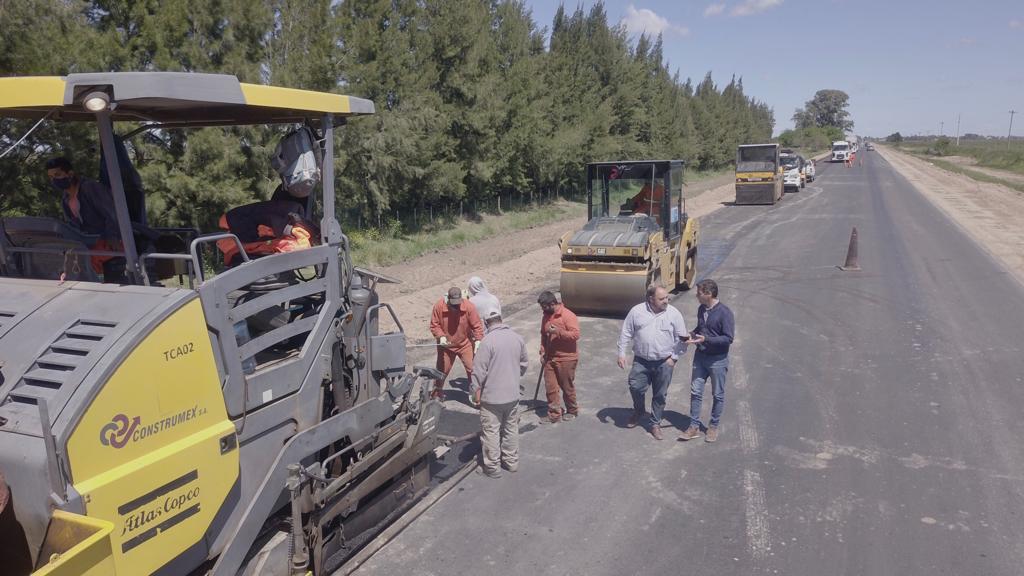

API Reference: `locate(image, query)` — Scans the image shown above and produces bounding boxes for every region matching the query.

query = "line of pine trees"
[0,1,774,232]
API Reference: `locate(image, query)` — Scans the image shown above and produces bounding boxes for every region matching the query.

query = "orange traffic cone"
[839,227,861,271]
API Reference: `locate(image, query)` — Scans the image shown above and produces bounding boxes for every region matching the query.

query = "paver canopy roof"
[0,72,374,125]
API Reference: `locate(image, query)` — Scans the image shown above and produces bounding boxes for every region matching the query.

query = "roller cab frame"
[558,161,699,315]
[735,143,783,205]
[0,72,442,576]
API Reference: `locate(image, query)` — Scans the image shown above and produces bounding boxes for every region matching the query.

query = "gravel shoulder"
[874,145,1024,288]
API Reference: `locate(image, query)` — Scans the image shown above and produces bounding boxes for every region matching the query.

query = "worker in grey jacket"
[471,301,528,478]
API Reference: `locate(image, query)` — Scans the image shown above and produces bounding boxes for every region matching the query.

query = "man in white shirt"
[617,285,688,440]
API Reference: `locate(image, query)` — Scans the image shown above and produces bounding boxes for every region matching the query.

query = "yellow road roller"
[734,143,783,205]
[0,73,443,576]
[558,161,699,315]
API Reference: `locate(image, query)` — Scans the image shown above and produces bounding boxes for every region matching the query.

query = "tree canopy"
[792,89,853,132]
[1,0,775,232]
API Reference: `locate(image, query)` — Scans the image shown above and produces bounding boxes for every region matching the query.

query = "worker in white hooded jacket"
[468,276,501,319]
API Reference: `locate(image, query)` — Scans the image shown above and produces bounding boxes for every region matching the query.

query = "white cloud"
[1010,19,1023,29]
[730,0,783,17]
[621,4,690,37]
[704,3,726,17]
[944,36,978,49]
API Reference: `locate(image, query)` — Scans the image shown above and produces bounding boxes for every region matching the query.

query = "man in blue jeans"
[617,285,689,441]
[679,279,735,443]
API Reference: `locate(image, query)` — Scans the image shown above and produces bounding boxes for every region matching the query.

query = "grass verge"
[905,153,1024,194]
[349,200,585,267]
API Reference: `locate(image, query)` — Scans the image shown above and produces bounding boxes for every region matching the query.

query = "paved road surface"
[353,152,1024,575]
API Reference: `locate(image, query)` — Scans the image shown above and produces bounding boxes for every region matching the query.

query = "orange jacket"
[540,304,580,361]
[430,299,484,350]
[631,183,665,216]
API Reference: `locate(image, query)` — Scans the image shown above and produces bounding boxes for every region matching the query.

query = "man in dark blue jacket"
[679,279,735,443]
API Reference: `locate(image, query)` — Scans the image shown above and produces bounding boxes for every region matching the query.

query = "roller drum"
[560,267,650,315]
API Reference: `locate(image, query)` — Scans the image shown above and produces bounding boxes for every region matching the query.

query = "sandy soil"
[939,155,1024,186]
[374,172,738,342]
[875,146,1024,288]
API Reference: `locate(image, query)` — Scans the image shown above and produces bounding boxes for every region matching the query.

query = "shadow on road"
[596,407,696,432]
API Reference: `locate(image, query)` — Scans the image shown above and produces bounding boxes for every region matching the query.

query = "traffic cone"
[839,227,861,271]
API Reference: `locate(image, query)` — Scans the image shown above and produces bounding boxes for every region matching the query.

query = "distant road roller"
[558,161,699,315]
[0,73,442,576]
[734,143,783,205]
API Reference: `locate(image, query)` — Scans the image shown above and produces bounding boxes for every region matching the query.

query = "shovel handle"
[532,363,544,402]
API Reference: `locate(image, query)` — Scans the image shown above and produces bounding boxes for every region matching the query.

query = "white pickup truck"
[831,141,851,162]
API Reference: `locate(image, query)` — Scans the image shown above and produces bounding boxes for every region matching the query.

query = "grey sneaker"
[502,462,519,473]
[705,426,719,443]
[562,413,577,422]
[678,425,701,441]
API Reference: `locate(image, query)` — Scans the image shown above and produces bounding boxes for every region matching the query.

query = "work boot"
[476,467,502,479]
[705,426,719,443]
[502,462,519,473]
[678,425,701,441]
[626,412,642,429]
[650,426,664,441]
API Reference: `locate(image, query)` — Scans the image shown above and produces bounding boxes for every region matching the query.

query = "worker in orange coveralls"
[537,290,581,423]
[628,182,665,217]
[429,286,484,400]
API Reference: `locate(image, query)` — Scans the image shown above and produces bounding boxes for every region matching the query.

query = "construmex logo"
[100,405,205,449]
[100,414,140,448]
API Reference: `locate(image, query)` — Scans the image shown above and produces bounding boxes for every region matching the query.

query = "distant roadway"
[353,151,1024,575]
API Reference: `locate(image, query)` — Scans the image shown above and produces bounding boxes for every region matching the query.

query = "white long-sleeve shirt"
[617,302,688,361]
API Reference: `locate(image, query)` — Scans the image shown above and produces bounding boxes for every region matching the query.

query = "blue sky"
[525,1,1024,138]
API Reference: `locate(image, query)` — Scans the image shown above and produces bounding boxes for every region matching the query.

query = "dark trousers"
[628,357,674,428]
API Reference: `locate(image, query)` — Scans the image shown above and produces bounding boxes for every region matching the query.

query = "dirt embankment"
[375,172,738,342]
[875,146,1024,287]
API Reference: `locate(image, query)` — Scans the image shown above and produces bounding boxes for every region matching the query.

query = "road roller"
[734,143,783,205]
[558,161,699,315]
[0,72,443,576]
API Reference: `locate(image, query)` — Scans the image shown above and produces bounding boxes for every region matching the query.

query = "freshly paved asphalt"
[353,152,1024,575]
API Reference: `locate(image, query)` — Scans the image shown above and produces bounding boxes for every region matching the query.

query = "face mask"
[50,177,72,190]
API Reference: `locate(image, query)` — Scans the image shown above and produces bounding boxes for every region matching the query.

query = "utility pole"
[1009,110,1017,149]
[955,114,961,146]
[939,121,944,137]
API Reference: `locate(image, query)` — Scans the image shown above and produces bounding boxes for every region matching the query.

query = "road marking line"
[737,400,759,454]
[743,469,771,559]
